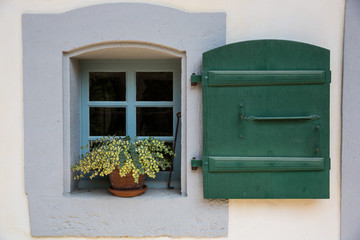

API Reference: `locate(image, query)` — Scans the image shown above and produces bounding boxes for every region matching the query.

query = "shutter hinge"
[191,73,202,86]
[191,157,202,170]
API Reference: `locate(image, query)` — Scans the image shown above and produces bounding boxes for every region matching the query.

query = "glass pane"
[89,72,126,101]
[136,107,173,136]
[90,107,126,136]
[136,72,173,101]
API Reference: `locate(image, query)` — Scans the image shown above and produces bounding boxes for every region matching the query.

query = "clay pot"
[108,167,147,197]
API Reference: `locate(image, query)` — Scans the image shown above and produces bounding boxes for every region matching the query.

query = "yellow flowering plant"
[71,136,174,183]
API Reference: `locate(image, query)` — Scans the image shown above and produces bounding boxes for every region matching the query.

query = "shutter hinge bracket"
[191,157,202,170]
[191,73,202,86]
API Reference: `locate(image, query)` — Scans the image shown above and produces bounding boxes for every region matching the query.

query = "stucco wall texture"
[0,0,344,240]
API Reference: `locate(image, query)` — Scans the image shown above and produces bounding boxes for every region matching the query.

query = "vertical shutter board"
[265,121,318,156]
[202,40,267,157]
[204,171,274,199]
[265,40,330,70]
[205,86,268,157]
[270,170,329,199]
[203,40,267,71]
[265,84,327,157]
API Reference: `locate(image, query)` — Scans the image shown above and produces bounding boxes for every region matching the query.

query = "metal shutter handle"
[243,114,320,121]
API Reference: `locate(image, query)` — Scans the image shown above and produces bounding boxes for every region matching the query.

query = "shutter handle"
[239,104,320,122]
[243,115,320,121]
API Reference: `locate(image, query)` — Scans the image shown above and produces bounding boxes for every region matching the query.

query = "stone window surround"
[23,3,228,237]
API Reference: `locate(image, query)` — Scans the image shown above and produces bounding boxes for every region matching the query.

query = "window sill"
[77,179,181,190]
[66,187,183,199]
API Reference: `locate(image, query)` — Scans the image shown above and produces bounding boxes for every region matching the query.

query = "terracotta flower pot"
[108,167,147,197]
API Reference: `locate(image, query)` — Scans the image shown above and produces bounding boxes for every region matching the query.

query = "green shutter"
[200,40,330,199]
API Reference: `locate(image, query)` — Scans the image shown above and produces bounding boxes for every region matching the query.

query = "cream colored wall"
[0,0,344,239]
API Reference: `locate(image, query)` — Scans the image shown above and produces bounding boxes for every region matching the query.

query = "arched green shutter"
[198,40,330,199]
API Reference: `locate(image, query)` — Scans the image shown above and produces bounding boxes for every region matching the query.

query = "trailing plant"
[71,136,174,183]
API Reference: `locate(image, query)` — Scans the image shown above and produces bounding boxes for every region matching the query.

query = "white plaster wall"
[0,0,344,239]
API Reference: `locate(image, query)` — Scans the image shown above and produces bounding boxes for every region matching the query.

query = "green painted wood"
[208,70,327,86]
[208,157,325,172]
[191,74,202,84]
[202,40,330,199]
[191,159,203,168]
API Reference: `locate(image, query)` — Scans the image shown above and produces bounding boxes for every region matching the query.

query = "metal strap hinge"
[191,157,202,170]
[191,73,202,86]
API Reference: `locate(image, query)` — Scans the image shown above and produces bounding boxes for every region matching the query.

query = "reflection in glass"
[90,107,126,136]
[136,72,173,101]
[89,72,126,101]
[136,107,173,136]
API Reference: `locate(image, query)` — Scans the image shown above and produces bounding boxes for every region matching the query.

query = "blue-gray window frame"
[79,59,182,188]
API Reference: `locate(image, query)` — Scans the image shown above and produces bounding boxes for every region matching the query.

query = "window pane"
[136,72,173,101]
[89,72,126,101]
[136,107,173,136]
[90,107,126,136]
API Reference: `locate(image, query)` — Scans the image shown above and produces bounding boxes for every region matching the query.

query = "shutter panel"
[201,40,330,199]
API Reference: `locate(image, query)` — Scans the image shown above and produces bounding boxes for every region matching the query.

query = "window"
[79,59,181,189]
